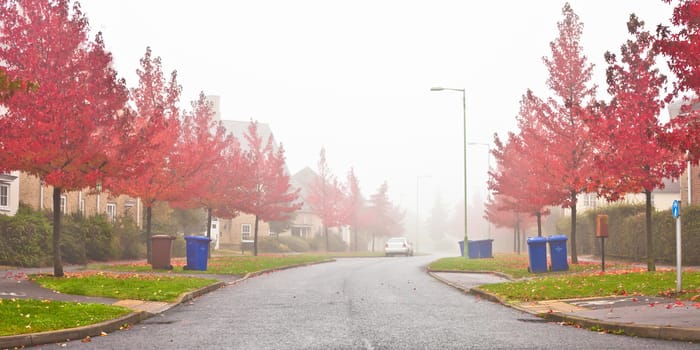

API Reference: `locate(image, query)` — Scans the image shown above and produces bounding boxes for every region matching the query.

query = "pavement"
[429,270,700,343]
[1,261,699,348]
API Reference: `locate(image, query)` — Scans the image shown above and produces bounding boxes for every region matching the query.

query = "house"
[288,166,350,246]
[17,172,142,225]
[0,171,20,216]
[207,96,274,251]
[289,167,324,239]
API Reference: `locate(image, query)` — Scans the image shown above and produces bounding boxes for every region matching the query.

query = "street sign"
[672,200,680,219]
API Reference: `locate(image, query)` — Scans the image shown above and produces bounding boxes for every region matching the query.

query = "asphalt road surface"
[70,255,698,349]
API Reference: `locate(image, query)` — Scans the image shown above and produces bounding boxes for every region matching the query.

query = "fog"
[79,0,672,244]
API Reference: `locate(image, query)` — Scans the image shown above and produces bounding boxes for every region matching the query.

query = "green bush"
[60,216,87,264]
[172,235,186,258]
[309,232,348,252]
[111,216,146,260]
[257,236,291,253]
[276,235,311,252]
[0,204,52,267]
[60,214,113,264]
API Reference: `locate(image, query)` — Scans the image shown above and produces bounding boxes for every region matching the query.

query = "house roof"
[290,167,318,211]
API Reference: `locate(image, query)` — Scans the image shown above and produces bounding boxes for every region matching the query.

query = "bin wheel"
[183,265,190,270]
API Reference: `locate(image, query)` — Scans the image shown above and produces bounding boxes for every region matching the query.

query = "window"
[0,183,8,210]
[60,195,67,214]
[241,224,251,240]
[106,203,117,223]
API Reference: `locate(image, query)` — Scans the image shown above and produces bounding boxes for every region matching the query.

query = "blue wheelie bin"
[477,239,494,258]
[548,235,569,271]
[184,235,211,271]
[458,240,465,257]
[527,237,548,273]
[467,240,479,259]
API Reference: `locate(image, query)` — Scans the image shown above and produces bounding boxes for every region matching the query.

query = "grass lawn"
[480,269,700,303]
[89,254,331,275]
[32,272,218,302]
[428,254,623,279]
[0,298,131,336]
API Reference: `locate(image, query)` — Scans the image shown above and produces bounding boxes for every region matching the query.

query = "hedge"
[556,203,700,265]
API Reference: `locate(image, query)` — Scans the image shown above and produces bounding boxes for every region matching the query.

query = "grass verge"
[0,298,130,336]
[32,272,217,302]
[480,269,700,302]
[428,254,622,279]
[90,254,331,275]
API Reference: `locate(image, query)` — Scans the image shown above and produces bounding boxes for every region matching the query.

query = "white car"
[384,237,413,257]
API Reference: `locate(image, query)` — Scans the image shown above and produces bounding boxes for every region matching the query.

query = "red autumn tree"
[242,121,301,256]
[490,92,567,238]
[0,0,128,277]
[596,15,683,271]
[104,47,182,262]
[657,0,700,163]
[169,93,253,243]
[307,148,348,252]
[522,3,598,263]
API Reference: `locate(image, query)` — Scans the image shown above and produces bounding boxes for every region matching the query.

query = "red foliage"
[106,47,182,206]
[242,121,301,255]
[307,149,349,243]
[0,0,128,188]
[170,93,251,215]
[596,15,683,198]
[657,0,700,163]
[0,0,128,277]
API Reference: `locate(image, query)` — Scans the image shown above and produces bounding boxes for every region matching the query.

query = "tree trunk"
[324,225,329,252]
[570,192,578,264]
[513,226,517,253]
[146,206,152,263]
[645,190,655,272]
[52,187,64,277]
[536,212,542,237]
[253,215,260,256]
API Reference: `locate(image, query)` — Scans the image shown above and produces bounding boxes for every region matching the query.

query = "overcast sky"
[79,0,673,217]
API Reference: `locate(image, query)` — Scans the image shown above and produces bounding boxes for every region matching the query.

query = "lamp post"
[431,86,468,256]
[468,142,492,239]
[416,175,431,254]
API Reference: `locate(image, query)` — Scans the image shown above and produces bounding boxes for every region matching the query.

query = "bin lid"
[526,236,547,244]
[184,235,211,242]
[547,235,568,242]
[152,235,175,240]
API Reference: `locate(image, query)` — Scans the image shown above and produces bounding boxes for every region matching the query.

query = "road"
[71,256,697,349]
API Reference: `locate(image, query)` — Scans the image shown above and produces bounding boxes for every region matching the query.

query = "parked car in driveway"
[384,237,413,257]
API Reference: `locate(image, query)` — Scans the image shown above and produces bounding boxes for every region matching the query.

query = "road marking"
[0,292,26,296]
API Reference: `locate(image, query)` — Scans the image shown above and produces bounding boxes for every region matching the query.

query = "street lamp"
[468,142,492,239]
[416,175,431,254]
[430,86,468,257]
